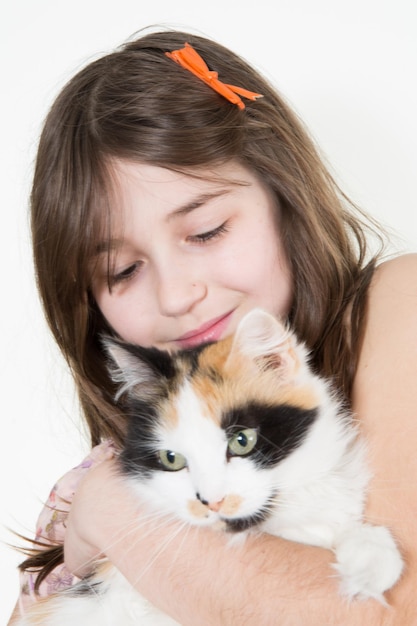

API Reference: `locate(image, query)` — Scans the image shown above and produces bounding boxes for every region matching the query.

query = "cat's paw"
[333,523,403,603]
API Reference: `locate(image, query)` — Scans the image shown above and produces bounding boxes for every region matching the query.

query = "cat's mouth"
[223,505,272,532]
[187,493,275,531]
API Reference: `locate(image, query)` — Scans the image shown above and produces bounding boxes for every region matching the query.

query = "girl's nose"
[156,271,207,317]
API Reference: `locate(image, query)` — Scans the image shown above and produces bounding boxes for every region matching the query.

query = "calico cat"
[18,309,403,625]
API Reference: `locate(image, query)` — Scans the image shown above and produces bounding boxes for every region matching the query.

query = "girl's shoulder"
[352,250,417,432]
[372,251,417,292]
[366,252,417,338]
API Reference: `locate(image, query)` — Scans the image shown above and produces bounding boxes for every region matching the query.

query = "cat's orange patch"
[267,384,320,412]
[215,340,318,409]
[161,401,179,427]
[221,494,243,516]
[188,498,210,519]
[197,336,234,371]
[192,375,222,424]
[188,337,320,423]
[190,339,231,425]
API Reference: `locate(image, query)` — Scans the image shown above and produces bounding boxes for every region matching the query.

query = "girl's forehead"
[100,160,254,225]
[109,159,256,197]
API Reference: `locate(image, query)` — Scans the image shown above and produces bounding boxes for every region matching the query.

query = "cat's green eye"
[228,428,258,456]
[158,450,187,471]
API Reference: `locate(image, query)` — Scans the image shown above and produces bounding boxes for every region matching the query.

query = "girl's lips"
[175,311,234,349]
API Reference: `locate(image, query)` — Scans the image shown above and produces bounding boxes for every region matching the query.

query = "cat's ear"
[226,308,301,380]
[102,337,174,401]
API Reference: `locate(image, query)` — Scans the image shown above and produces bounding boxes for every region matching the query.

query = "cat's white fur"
[17,309,403,625]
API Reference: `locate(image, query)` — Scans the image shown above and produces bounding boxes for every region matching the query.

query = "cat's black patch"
[222,402,318,468]
[119,399,165,478]
[180,343,225,385]
[178,342,215,377]
[125,343,178,382]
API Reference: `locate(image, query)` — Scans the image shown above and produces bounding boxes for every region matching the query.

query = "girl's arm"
[67,459,413,626]
[65,253,417,626]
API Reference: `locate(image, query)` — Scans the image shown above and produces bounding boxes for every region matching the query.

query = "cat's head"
[103,309,339,531]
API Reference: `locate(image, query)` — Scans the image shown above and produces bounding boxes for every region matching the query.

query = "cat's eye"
[228,429,258,456]
[158,450,187,471]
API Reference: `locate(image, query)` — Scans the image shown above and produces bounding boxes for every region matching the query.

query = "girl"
[10,28,417,624]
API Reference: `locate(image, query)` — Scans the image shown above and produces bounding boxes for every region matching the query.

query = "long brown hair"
[31,28,385,450]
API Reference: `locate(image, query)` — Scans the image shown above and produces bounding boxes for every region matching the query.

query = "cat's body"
[18,309,403,625]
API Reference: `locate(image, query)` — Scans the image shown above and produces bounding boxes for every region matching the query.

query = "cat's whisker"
[103,511,177,549]
[124,520,189,593]
[68,510,175,577]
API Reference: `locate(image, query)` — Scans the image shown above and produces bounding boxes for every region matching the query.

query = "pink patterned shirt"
[17,440,116,616]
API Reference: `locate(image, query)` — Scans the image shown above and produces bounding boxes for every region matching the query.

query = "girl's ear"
[102,337,174,401]
[225,308,300,379]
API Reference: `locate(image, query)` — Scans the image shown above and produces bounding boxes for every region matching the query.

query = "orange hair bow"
[165,43,263,110]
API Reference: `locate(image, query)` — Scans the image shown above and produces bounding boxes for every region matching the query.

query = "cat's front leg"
[333,523,403,603]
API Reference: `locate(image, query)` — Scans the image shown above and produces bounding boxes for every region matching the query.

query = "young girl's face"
[92,160,293,351]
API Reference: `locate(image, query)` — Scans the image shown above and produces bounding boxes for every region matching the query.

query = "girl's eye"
[158,450,188,471]
[188,222,229,244]
[228,429,258,456]
[111,262,142,286]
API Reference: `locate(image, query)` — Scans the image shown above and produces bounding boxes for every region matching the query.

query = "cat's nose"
[207,498,225,513]
[196,493,224,512]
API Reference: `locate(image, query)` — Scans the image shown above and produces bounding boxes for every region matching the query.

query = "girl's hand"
[65,458,141,578]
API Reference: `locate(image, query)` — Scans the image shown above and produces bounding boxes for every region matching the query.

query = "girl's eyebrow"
[94,239,123,255]
[166,189,231,221]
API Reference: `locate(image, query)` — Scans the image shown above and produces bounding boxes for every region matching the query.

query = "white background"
[1,0,416,620]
